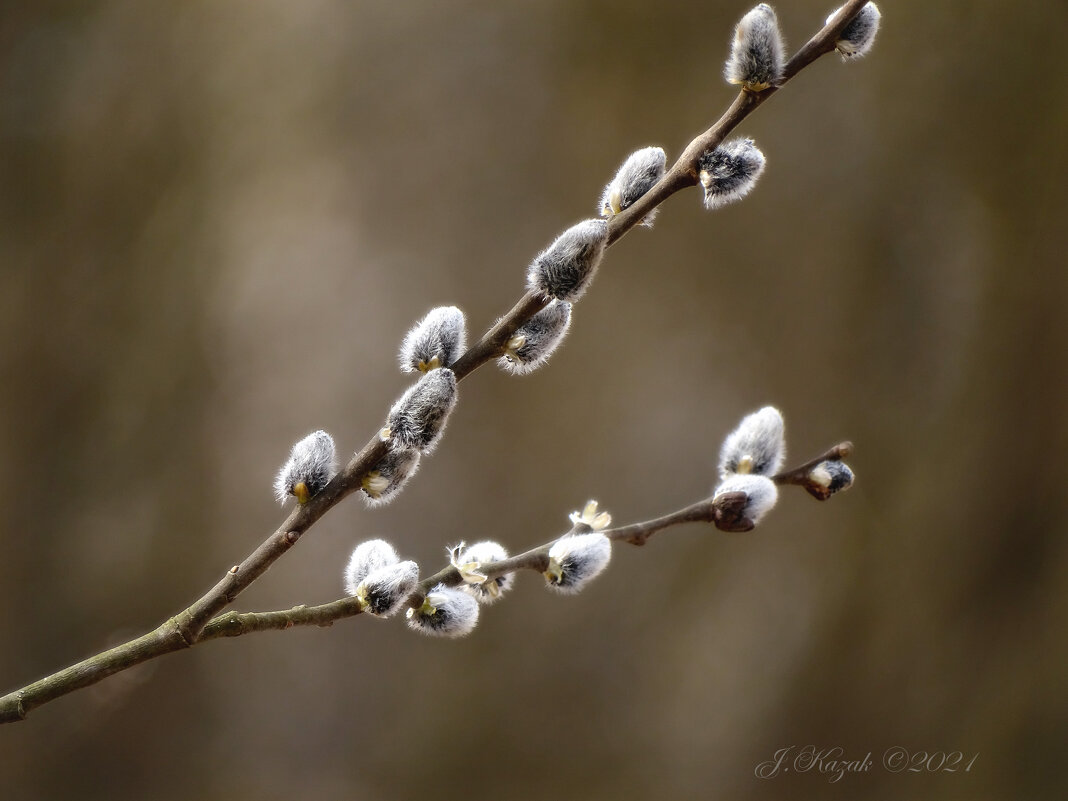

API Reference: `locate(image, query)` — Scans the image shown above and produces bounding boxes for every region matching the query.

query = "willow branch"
[407,440,854,603]
[0,3,868,724]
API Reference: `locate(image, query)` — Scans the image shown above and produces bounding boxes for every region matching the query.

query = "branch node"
[228,565,239,575]
[170,618,193,649]
[712,491,757,533]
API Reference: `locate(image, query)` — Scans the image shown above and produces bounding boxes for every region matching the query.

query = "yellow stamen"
[543,558,563,584]
[362,471,388,498]
[355,586,369,609]
[416,356,442,373]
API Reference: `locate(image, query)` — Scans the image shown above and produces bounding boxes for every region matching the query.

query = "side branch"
[200,598,366,640]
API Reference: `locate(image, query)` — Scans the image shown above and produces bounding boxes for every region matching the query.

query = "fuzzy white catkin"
[406,585,480,637]
[497,300,572,375]
[455,541,513,604]
[398,306,467,373]
[273,430,337,504]
[724,4,785,91]
[831,2,881,58]
[698,138,766,210]
[544,532,612,594]
[386,368,457,453]
[361,448,421,508]
[343,539,400,596]
[526,219,608,303]
[599,146,667,226]
[713,473,778,526]
[719,406,785,479]
[356,561,420,618]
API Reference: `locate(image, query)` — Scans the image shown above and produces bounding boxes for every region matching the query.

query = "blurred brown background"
[1,1,1065,798]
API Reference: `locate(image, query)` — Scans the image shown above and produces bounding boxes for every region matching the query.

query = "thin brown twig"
[0,0,869,724]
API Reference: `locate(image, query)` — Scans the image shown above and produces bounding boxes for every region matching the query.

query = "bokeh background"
[1,1,1065,798]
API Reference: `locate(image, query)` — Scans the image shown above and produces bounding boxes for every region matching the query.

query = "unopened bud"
[274,430,337,505]
[806,460,855,500]
[361,448,421,508]
[698,138,766,210]
[399,306,467,373]
[831,2,881,59]
[526,219,608,303]
[386,368,458,453]
[599,146,667,227]
[725,4,785,92]
[719,405,785,479]
[713,473,778,529]
[544,532,612,594]
[406,584,480,637]
[498,300,572,375]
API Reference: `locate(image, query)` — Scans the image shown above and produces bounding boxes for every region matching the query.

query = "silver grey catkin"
[355,561,421,617]
[386,368,458,453]
[343,539,401,596]
[724,4,785,91]
[273,430,337,505]
[526,219,609,302]
[398,305,467,373]
[497,300,572,375]
[406,585,480,637]
[455,540,514,604]
[719,406,785,479]
[831,2,881,59]
[599,146,667,227]
[360,448,421,508]
[544,532,612,594]
[698,138,766,210]
[713,473,778,526]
